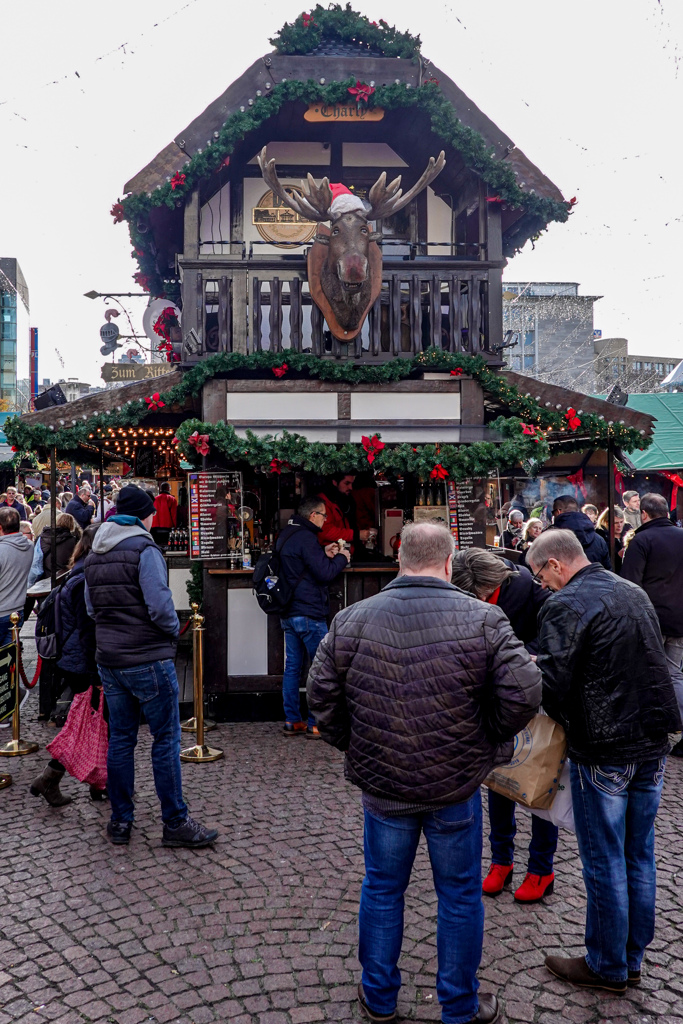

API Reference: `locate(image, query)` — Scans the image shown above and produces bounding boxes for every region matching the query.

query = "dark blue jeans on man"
[98,659,188,828]
[0,612,23,649]
[571,758,666,982]
[359,791,483,1024]
[488,789,558,875]
[280,616,327,725]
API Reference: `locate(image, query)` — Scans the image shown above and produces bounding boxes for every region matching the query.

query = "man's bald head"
[399,522,455,581]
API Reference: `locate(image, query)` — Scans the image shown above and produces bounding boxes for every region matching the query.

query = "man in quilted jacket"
[308,522,541,1024]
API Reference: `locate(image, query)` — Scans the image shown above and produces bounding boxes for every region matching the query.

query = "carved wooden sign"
[257,146,446,342]
[304,102,384,122]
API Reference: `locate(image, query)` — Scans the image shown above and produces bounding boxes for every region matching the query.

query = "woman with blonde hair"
[27,512,81,587]
[518,517,544,567]
[596,506,631,569]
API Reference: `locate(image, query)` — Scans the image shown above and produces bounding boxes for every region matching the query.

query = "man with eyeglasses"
[278,497,350,737]
[527,528,680,995]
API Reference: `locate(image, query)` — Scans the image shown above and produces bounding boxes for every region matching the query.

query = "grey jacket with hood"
[0,531,34,617]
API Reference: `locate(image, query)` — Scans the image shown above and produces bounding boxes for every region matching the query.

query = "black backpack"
[252,526,305,615]
[35,578,68,660]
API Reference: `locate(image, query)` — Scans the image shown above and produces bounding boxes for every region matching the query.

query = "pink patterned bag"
[46,688,108,789]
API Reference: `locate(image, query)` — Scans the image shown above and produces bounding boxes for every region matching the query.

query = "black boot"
[90,785,108,801]
[30,765,72,807]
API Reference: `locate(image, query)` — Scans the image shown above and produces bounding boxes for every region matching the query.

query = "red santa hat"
[329,182,366,219]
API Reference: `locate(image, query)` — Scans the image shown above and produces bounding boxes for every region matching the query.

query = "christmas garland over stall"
[113,7,574,301]
[4,351,651,482]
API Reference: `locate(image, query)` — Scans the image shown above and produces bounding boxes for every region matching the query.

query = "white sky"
[1,0,681,388]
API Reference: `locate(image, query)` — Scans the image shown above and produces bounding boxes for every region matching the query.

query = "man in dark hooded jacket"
[552,494,611,569]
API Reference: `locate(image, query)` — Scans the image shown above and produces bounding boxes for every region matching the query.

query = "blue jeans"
[0,612,23,649]
[280,616,327,724]
[98,659,188,828]
[571,758,666,981]
[488,789,558,876]
[359,792,484,1024]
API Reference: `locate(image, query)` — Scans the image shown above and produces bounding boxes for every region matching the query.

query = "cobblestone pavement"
[2,685,683,1024]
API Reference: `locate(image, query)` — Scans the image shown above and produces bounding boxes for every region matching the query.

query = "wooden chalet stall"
[6,8,656,716]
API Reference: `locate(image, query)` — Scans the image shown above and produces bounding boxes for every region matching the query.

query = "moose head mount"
[257,146,446,340]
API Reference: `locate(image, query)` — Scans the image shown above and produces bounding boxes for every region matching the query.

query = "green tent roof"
[623,393,683,471]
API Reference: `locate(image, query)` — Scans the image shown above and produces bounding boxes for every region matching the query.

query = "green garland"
[270,4,421,59]
[119,77,571,299]
[5,351,650,466]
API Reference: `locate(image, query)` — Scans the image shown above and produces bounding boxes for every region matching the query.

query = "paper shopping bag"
[484,714,567,810]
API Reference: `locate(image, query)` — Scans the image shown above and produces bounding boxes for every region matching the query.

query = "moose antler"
[366,151,446,221]
[257,146,333,223]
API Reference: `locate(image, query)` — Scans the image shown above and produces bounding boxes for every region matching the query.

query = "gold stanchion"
[180,608,215,733]
[180,604,223,763]
[0,613,39,757]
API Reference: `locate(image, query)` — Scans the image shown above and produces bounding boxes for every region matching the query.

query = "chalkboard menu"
[447,479,487,549]
[0,643,17,724]
[188,472,243,561]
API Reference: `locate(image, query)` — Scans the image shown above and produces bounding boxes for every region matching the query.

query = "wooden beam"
[183,189,200,261]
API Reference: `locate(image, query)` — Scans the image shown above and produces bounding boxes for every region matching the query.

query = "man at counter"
[317,474,373,554]
[279,497,350,737]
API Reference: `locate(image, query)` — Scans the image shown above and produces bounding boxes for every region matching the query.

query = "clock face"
[252,186,318,248]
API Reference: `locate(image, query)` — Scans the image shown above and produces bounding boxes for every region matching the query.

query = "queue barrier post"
[0,613,39,758]
[180,604,223,763]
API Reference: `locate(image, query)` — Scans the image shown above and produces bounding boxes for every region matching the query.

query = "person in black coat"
[65,486,95,530]
[451,547,557,905]
[527,528,679,993]
[552,494,611,569]
[278,497,349,736]
[622,492,683,738]
[30,525,107,807]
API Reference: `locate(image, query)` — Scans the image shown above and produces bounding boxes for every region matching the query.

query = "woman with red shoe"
[451,548,558,904]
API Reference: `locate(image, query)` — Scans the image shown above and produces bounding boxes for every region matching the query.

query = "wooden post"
[99,446,105,522]
[607,436,616,569]
[50,446,57,590]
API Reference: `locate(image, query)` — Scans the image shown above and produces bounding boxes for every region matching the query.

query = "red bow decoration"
[361,434,385,464]
[171,436,179,445]
[269,458,291,475]
[521,423,540,444]
[133,272,151,292]
[170,172,187,191]
[348,81,375,104]
[423,76,440,86]
[486,196,505,203]
[566,469,587,500]
[430,464,448,480]
[272,363,288,378]
[10,446,17,452]
[450,368,464,377]
[568,196,578,208]
[110,202,125,224]
[659,471,683,511]
[144,393,165,411]
[565,407,582,431]
[188,431,210,457]
[302,11,316,27]
[157,341,173,362]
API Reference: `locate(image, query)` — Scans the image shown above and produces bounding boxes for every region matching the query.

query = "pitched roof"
[618,393,683,471]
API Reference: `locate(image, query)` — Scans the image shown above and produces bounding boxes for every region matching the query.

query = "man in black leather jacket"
[551,494,611,569]
[527,528,680,996]
[309,523,541,1024]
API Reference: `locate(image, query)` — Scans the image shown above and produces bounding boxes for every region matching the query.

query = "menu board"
[448,479,487,550]
[188,472,243,560]
[0,643,17,724]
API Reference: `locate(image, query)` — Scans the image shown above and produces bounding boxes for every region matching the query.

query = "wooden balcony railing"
[179,256,500,362]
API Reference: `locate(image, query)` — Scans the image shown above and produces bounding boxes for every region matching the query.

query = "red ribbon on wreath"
[361,434,385,464]
[348,81,375,104]
[110,202,125,224]
[269,458,291,475]
[302,12,316,27]
[272,363,288,378]
[565,407,582,431]
[430,464,448,480]
[170,172,187,191]
[521,423,540,444]
[188,431,210,456]
[450,368,463,377]
[144,393,165,411]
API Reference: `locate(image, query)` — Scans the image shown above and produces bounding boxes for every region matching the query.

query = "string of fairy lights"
[86,426,178,460]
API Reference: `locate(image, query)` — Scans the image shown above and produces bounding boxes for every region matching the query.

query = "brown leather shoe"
[357,983,397,1022]
[545,955,627,993]
[465,993,499,1023]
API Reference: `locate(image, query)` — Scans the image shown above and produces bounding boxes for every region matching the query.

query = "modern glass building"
[0,258,29,412]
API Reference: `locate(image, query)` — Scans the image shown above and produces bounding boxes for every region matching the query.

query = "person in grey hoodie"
[0,507,34,646]
[84,485,218,850]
